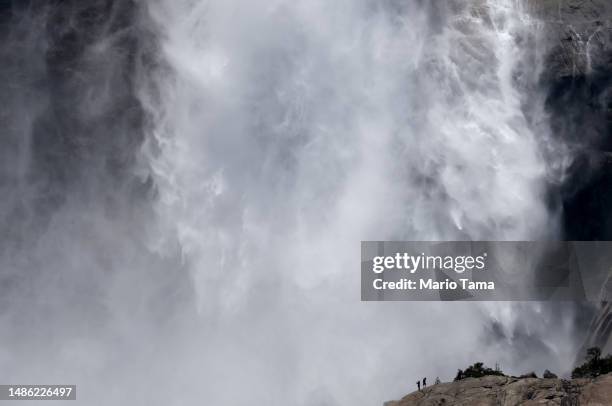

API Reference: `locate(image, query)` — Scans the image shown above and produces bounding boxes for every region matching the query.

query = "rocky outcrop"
[385,373,612,406]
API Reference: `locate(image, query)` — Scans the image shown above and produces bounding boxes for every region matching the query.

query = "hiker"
[435,377,441,385]
[422,377,427,388]
[417,381,421,391]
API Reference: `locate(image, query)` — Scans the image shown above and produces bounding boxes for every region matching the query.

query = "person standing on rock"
[417,381,420,391]
[422,377,426,388]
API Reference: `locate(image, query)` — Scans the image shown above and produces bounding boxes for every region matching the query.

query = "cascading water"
[0,0,595,405]
[136,0,575,404]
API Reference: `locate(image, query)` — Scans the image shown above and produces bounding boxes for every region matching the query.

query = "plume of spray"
[0,0,585,405]
[138,0,578,404]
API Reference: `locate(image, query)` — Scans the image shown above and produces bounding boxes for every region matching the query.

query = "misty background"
[0,0,610,404]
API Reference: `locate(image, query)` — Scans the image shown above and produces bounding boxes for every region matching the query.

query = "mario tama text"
[370,252,495,292]
[374,277,494,291]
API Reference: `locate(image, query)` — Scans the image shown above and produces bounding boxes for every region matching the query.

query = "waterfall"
[0,1,589,405]
[137,0,575,404]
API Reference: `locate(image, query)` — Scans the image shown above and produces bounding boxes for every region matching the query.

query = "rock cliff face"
[385,373,612,406]
[529,0,612,241]
[527,0,612,362]
[527,0,612,79]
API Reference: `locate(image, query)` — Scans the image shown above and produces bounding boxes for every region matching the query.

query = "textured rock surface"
[527,0,612,79]
[582,292,612,359]
[385,373,612,406]
[527,0,612,360]
[526,0,612,242]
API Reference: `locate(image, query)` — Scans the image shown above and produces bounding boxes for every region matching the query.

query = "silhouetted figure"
[422,377,427,388]
[417,381,420,391]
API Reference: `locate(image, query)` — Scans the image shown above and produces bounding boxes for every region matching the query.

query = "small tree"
[587,347,602,362]
[543,369,558,379]
[454,362,505,381]
[572,347,612,379]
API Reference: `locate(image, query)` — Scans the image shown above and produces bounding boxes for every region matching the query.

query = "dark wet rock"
[527,0,612,80]
[526,0,612,241]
